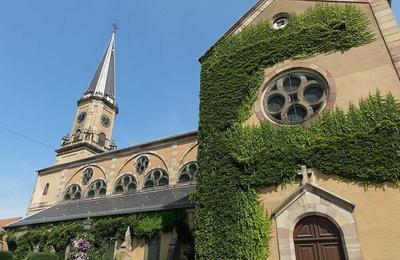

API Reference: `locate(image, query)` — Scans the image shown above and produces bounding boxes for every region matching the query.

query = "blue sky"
[0,1,399,219]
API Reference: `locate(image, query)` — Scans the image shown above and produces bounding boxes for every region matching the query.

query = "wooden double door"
[294,216,345,260]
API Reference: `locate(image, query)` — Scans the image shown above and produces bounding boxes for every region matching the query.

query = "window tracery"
[86,179,107,198]
[114,174,137,194]
[82,167,93,185]
[136,155,149,174]
[262,69,329,124]
[64,184,82,201]
[143,169,169,189]
[178,162,198,183]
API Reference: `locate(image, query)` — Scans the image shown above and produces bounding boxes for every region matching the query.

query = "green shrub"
[6,209,187,259]
[26,252,59,260]
[0,251,13,260]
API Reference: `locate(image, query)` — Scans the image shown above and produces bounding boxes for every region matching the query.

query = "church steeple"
[55,31,119,165]
[85,31,116,102]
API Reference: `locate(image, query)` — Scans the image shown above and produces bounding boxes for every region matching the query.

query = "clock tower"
[55,31,118,164]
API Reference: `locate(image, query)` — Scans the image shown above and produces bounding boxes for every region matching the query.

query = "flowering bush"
[70,237,91,260]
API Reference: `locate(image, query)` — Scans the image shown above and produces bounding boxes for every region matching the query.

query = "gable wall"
[260,173,400,259]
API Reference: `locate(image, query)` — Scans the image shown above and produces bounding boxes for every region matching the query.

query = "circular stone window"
[262,69,329,124]
[272,13,289,30]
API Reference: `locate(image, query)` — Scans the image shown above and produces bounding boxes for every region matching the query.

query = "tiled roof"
[0,217,21,229]
[7,185,195,227]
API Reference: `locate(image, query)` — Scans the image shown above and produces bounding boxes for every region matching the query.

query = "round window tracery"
[86,180,107,198]
[136,155,149,174]
[114,174,137,194]
[262,69,328,124]
[143,169,169,189]
[82,168,93,185]
[64,184,82,201]
[178,162,198,183]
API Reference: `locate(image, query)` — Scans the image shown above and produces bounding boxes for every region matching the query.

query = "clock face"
[77,112,87,124]
[101,115,111,127]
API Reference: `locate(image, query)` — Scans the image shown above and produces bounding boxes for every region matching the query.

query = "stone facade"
[222,0,400,259]
[28,132,197,215]
[20,0,400,259]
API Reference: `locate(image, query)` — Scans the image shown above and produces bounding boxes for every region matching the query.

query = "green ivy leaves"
[196,4,374,259]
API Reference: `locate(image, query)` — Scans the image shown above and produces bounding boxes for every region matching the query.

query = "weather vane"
[112,21,119,33]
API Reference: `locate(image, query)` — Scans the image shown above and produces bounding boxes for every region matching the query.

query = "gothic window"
[136,155,149,174]
[178,162,198,183]
[82,168,93,185]
[73,129,81,143]
[42,183,49,195]
[146,233,161,260]
[262,69,328,124]
[64,184,82,201]
[98,133,106,147]
[114,174,137,194]
[86,180,107,198]
[143,169,169,189]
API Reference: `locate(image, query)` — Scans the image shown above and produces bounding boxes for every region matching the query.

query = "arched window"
[64,184,82,201]
[86,179,107,198]
[82,167,93,185]
[98,133,106,147]
[143,169,169,189]
[73,129,81,143]
[146,233,161,260]
[178,162,198,183]
[114,174,137,194]
[136,155,149,173]
[42,183,49,195]
[294,216,345,260]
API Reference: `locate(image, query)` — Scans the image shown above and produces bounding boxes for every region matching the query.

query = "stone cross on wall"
[298,165,315,186]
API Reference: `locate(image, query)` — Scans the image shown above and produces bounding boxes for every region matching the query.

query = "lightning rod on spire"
[112,22,119,33]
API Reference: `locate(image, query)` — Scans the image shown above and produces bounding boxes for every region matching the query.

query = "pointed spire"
[86,31,116,100]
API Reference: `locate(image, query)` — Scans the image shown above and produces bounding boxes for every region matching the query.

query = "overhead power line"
[0,125,56,150]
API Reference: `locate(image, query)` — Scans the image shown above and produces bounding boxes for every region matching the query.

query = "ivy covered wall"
[195,4,377,259]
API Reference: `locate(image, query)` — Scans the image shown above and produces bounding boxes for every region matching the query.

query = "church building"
[5,0,400,259]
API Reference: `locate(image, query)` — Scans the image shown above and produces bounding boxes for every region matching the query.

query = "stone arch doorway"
[294,215,345,260]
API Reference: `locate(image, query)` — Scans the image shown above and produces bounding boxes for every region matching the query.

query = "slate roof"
[87,31,116,98]
[7,185,195,227]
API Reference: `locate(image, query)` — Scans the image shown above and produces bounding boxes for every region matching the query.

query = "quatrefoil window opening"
[262,69,328,124]
[82,167,93,185]
[64,184,82,201]
[178,162,198,183]
[114,174,137,194]
[144,169,169,189]
[136,155,149,174]
[86,180,107,198]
